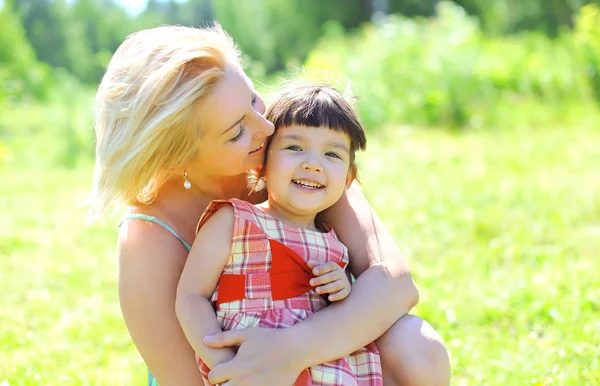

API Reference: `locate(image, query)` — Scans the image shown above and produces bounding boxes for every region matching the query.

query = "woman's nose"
[262,118,275,137]
[252,114,275,138]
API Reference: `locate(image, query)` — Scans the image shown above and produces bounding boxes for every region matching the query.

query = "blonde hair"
[89,24,241,219]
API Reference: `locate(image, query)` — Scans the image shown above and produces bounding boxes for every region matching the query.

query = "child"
[176,83,383,385]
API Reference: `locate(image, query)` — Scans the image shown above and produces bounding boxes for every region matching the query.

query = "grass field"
[1,125,599,385]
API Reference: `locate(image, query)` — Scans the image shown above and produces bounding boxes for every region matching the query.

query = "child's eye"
[286,145,302,151]
[326,151,342,159]
[229,124,246,143]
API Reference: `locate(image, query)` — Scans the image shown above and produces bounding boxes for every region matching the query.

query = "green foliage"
[14,0,137,84]
[575,4,600,101]
[305,2,600,129]
[431,0,600,36]
[213,0,369,73]
[358,125,600,384]
[0,1,52,101]
[0,80,95,170]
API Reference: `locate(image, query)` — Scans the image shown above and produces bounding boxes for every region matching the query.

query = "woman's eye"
[229,124,245,143]
[326,152,342,159]
[286,145,302,151]
[251,93,258,106]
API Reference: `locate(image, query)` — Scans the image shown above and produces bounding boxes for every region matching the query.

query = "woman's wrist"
[279,327,311,372]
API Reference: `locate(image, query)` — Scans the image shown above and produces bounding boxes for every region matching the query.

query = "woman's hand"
[203,328,304,386]
[307,260,351,302]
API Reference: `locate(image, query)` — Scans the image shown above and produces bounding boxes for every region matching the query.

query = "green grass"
[1,124,599,385]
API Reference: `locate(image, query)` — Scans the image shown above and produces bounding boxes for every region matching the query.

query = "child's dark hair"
[265,82,366,166]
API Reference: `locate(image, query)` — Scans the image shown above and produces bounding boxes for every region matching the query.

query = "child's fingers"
[310,269,344,287]
[328,287,351,302]
[315,279,347,295]
[311,262,341,277]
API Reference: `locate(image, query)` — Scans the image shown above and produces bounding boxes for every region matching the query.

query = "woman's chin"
[244,154,265,170]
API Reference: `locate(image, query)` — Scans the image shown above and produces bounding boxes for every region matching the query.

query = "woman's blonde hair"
[89,24,240,220]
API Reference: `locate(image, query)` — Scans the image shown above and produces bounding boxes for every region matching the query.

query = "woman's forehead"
[196,67,253,136]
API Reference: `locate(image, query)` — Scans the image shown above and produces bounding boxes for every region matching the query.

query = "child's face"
[265,125,352,217]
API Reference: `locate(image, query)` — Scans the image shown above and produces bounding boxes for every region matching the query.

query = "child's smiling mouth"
[292,179,325,189]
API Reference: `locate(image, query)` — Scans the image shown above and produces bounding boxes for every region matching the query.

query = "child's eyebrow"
[281,133,349,153]
[280,134,304,141]
[327,141,350,153]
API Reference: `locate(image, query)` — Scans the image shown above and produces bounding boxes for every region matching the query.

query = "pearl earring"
[183,171,191,189]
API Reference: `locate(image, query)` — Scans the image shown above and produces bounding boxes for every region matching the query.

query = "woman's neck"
[131,172,249,239]
[188,171,251,201]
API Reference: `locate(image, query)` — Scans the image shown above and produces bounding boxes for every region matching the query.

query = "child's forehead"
[275,124,350,138]
[271,125,352,152]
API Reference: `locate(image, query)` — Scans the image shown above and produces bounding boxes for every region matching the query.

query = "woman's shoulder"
[122,201,194,242]
[118,210,190,269]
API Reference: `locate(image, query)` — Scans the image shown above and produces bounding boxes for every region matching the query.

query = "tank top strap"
[119,213,192,252]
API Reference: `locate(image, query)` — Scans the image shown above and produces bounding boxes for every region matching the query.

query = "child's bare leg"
[375,315,450,386]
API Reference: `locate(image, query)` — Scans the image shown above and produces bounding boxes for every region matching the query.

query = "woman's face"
[192,67,274,178]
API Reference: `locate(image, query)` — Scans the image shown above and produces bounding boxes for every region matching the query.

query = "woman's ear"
[345,165,357,188]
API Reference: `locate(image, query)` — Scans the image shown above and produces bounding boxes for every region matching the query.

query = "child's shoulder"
[197,198,263,232]
[227,198,259,212]
[196,200,235,234]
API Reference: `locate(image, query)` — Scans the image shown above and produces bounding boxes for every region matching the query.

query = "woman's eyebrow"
[220,114,245,136]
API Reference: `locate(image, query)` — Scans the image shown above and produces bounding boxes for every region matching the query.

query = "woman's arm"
[176,206,237,368]
[293,181,418,365]
[205,181,418,383]
[118,220,204,386]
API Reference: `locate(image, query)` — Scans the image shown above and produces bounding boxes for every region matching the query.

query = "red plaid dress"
[196,198,383,386]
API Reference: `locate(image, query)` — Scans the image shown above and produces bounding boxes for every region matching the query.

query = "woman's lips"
[249,142,266,156]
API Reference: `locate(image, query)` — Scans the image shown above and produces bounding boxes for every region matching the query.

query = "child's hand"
[307,260,351,302]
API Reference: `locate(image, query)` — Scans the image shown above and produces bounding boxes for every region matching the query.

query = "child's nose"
[301,159,322,173]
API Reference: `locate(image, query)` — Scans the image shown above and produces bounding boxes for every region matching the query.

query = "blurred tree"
[213,0,371,72]
[0,0,51,101]
[14,0,133,84]
[388,0,439,17]
[15,0,73,69]
[9,0,600,86]
[452,0,600,36]
[71,0,131,81]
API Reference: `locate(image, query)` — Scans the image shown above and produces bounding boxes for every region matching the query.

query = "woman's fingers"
[204,329,248,348]
[208,361,235,385]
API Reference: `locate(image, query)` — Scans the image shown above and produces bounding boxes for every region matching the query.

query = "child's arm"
[176,205,237,369]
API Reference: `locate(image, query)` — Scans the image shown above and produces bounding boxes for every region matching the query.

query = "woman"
[90,24,450,386]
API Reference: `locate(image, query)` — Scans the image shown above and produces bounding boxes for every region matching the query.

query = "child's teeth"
[294,179,322,188]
